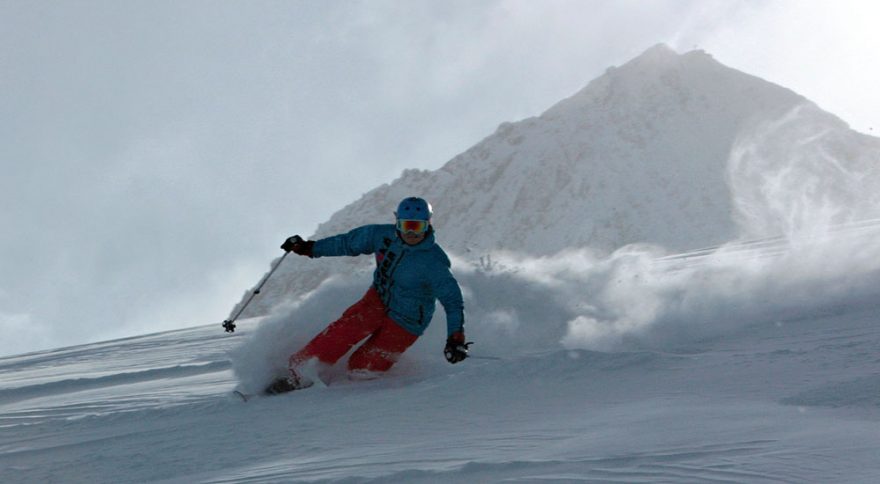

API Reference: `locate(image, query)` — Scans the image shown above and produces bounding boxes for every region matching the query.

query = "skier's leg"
[288,287,385,370]
[347,318,419,378]
[266,289,388,394]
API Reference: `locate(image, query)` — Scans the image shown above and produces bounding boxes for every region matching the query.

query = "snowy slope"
[236,44,880,320]
[2,224,880,482]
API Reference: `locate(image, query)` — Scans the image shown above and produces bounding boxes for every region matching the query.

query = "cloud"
[0,311,49,357]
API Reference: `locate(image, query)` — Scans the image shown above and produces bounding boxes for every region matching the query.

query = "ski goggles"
[397,219,429,234]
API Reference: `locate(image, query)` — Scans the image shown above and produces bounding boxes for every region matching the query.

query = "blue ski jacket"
[311,224,464,337]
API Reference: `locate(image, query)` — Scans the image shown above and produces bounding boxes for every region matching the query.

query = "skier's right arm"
[309,225,384,258]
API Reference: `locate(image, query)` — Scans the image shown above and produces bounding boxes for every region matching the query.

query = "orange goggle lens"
[397,219,428,234]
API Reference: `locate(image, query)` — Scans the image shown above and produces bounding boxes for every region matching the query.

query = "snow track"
[0,361,229,406]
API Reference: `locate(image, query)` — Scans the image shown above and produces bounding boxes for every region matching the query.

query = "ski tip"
[233,390,251,402]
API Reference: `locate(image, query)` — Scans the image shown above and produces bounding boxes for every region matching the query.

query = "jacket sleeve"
[432,251,465,336]
[311,225,384,258]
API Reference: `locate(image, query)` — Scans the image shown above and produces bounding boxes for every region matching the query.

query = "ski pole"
[459,342,501,361]
[223,251,290,333]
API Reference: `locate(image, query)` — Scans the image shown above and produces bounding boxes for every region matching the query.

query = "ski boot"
[264,372,314,395]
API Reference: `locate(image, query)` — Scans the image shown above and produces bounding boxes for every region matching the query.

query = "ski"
[233,377,316,402]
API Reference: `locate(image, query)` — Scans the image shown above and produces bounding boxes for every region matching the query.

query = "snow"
[2,45,880,482]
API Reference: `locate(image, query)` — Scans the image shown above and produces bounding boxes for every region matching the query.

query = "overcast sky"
[1,0,878,357]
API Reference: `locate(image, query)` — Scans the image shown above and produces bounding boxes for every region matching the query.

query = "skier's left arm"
[430,252,469,364]
[432,259,464,337]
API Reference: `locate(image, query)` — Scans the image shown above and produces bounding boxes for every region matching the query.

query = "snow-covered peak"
[543,44,802,124]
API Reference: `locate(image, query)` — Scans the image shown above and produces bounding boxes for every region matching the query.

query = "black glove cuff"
[299,240,315,257]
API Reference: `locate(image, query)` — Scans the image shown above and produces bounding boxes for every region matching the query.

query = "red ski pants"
[289,287,419,374]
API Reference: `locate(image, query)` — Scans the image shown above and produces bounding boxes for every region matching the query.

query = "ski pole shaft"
[460,342,500,360]
[223,251,290,332]
[253,250,290,294]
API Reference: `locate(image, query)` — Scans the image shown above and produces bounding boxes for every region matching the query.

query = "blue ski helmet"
[396,197,433,221]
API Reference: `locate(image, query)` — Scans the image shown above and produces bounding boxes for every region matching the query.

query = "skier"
[266,196,468,394]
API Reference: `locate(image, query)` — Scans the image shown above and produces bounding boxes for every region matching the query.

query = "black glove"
[444,331,470,364]
[281,235,315,257]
